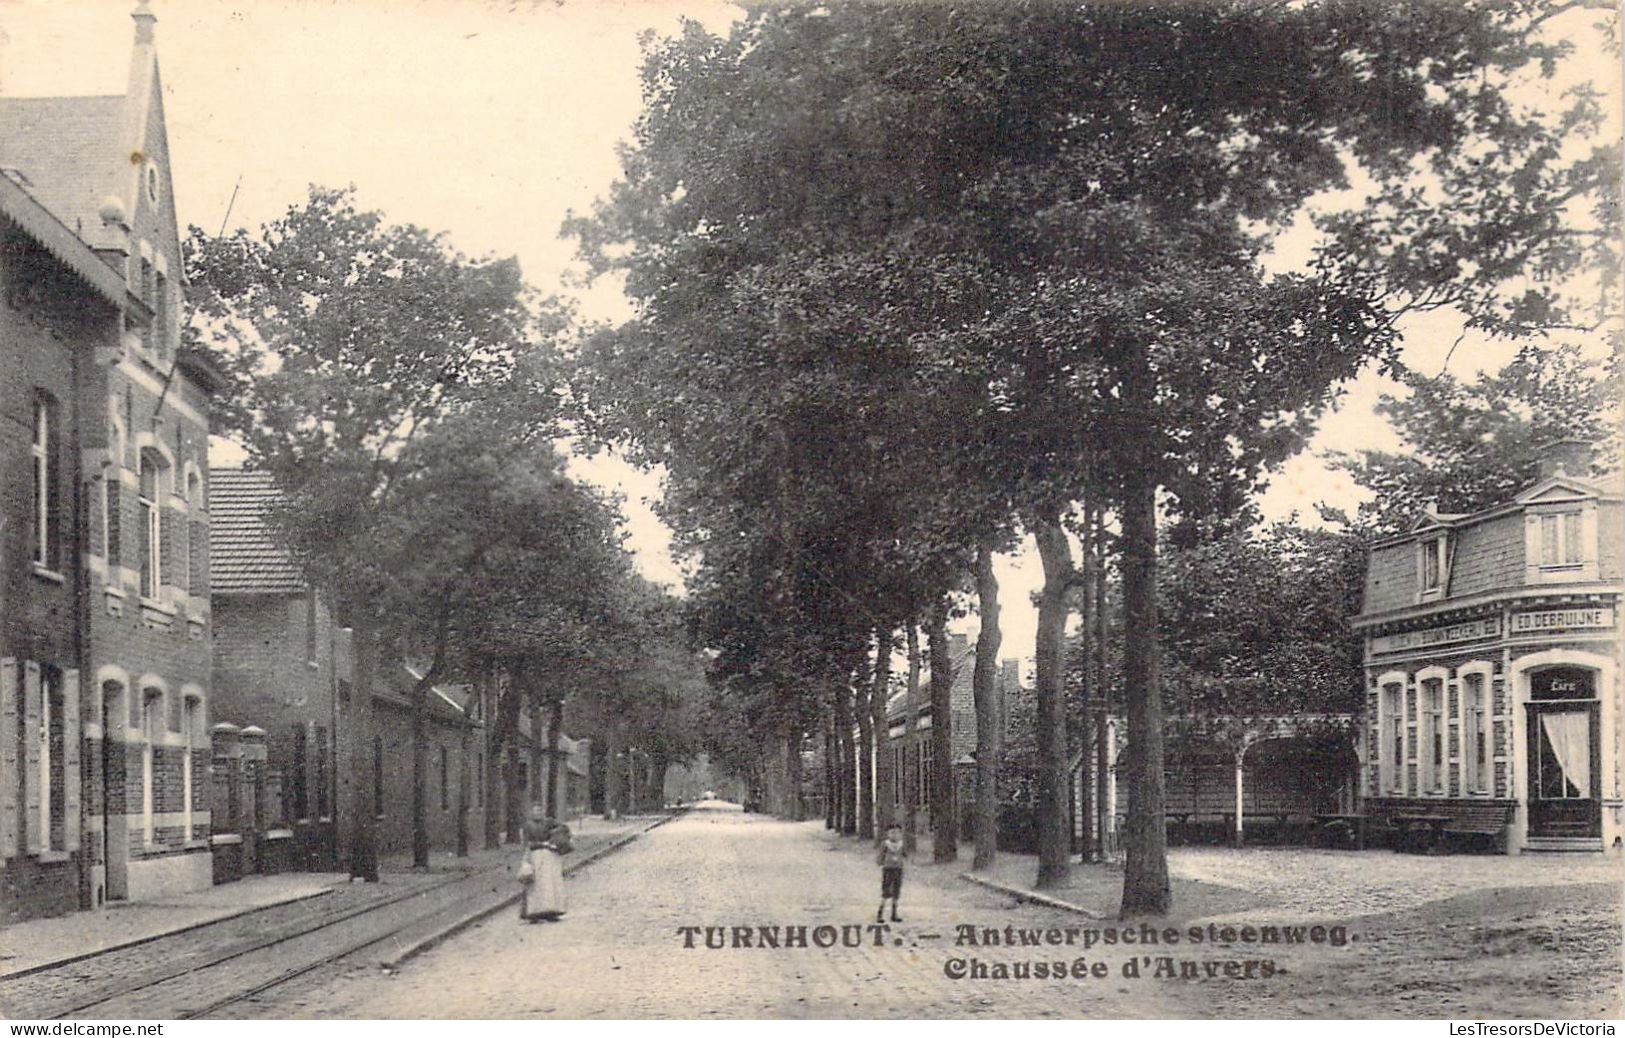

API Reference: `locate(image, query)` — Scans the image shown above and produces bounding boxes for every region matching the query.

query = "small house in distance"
[1351,440,1622,854]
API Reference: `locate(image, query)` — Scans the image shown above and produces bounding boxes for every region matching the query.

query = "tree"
[1329,344,1621,536]
[187,185,563,874]
[568,1,1618,917]
[1159,522,1367,726]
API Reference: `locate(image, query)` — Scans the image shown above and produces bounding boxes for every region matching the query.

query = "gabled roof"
[1515,473,1621,504]
[208,469,307,595]
[0,96,129,250]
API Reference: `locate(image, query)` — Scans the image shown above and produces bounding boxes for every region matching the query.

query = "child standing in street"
[876,823,906,924]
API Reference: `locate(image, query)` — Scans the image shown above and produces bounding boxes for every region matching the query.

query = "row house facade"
[2,2,222,921]
[1351,440,1623,853]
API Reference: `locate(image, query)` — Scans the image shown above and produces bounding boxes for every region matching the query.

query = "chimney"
[947,632,969,659]
[1536,438,1593,481]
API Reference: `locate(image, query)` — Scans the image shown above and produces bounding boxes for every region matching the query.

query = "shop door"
[1526,700,1601,839]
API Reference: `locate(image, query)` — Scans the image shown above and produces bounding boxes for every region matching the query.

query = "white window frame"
[1458,662,1494,796]
[1538,510,1584,568]
[1423,678,1445,793]
[1377,671,1407,795]
[139,453,163,599]
[1418,535,1446,599]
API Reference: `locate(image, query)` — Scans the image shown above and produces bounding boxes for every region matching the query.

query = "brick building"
[1,1,221,920]
[881,632,1022,837]
[1351,441,1623,853]
[209,469,342,873]
[210,468,501,863]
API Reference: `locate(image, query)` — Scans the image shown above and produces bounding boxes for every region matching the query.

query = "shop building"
[1351,441,1622,853]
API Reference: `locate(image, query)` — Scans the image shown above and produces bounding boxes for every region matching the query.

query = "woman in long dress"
[518,803,572,923]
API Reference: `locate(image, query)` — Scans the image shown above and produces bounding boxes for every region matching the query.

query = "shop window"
[1385,684,1404,793]
[1464,674,1488,794]
[1422,679,1444,793]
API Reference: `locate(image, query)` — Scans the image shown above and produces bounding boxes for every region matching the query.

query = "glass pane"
[1537,711,1590,800]
[1563,512,1584,564]
[1540,515,1559,565]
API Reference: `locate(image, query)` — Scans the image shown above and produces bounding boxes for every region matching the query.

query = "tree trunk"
[971,542,1003,870]
[344,611,379,881]
[1119,355,1171,917]
[545,695,565,820]
[785,730,803,821]
[1032,513,1073,889]
[1076,507,1095,863]
[485,672,521,849]
[855,664,874,840]
[927,608,957,863]
[1094,509,1111,860]
[835,684,856,835]
[903,623,921,855]
[603,727,622,820]
[649,751,670,814]
[824,720,837,830]
[871,627,894,843]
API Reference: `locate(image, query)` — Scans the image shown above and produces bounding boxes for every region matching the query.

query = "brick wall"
[372,700,484,856]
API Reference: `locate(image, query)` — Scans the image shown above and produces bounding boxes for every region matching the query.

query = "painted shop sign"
[1511,607,1615,634]
[1371,618,1499,655]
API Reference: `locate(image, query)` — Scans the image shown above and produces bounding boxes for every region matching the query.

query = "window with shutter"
[1,660,19,859]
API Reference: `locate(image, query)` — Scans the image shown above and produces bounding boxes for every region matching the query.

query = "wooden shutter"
[1,659,18,859]
[105,479,122,567]
[23,661,41,855]
[63,669,80,853]
[190,519,207,593]
[159,508,176,590]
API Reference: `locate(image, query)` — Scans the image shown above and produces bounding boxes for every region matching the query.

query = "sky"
[2,0,1614,671]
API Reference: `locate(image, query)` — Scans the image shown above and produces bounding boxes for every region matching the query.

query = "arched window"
[138,450,166,598]
[181,469,202,594]
[142,688,162,845]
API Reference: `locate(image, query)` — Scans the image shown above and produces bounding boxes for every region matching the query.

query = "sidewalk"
[0,813,668,981]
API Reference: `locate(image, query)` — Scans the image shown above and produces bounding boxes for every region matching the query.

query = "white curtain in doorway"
[1540,712,1590,799]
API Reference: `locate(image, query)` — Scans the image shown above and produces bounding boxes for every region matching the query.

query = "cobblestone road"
[2,817,656,1020]
[235,804,1195,1019]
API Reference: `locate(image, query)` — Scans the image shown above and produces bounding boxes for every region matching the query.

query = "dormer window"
[1419,536,1446,595]
[1538,511,1583,568]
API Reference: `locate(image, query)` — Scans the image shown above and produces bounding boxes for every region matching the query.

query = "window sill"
[36,848,72,863]
[32,564,65,585]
